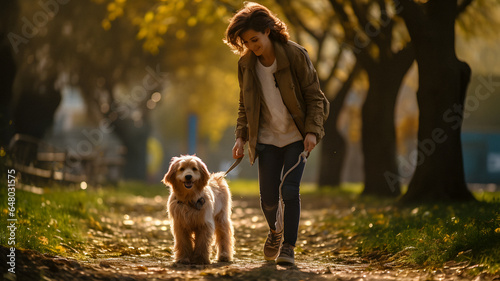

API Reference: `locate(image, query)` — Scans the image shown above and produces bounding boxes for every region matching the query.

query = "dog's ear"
[196,157,210,188]
[163,156,180,186]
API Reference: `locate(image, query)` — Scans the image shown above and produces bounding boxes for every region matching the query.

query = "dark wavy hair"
[224,2,289,55]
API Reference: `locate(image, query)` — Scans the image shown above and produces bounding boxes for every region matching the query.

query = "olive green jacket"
[235,40,330,164]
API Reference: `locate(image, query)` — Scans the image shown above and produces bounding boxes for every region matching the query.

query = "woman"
[224,2,329,265]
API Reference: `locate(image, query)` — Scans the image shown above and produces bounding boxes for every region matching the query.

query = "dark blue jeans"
[257,141,306,247]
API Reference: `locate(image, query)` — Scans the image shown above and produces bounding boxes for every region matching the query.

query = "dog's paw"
[218,255,232,263]
[174,257,191,265]
[192,256,210,265]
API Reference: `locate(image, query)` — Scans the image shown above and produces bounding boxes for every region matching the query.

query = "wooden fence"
[7,134,126,187]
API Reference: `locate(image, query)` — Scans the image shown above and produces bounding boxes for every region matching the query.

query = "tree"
[102,0,241,146]
[0,0,19,151]
[8,0,160,180]
[4,0,242,180]
[330,0,414,197]
[274,0,360,187]
[397,0,475,203]
[318,59,361,187]
[78,0,241,177]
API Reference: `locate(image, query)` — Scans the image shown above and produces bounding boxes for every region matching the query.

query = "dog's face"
[163,155,210,195]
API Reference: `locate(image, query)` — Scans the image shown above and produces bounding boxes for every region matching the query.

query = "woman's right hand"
[232,138,245,159]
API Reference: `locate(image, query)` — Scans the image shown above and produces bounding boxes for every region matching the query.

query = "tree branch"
[456,0,474,17]
[329,0,351,28]
[353,1,383,48]
[325,45,346,84]
[396,0,427,43]
[330,0,375,69]
[394,43,415,72]
[275,0,324,42]
[378,0,393,43]
[350,0,372,34]
[331,59,361,114]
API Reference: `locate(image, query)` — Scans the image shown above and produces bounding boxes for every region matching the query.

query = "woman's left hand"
[304,133,317,153]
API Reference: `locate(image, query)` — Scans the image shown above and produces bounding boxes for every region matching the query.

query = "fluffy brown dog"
[162,155,234,264]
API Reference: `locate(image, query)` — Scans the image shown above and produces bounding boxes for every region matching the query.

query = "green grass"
[0,180,174,256]
[227,179,363,196]
[115,181,169,198]
[225,178,260,195]
[345,197,500,274]
[0,183,106,256]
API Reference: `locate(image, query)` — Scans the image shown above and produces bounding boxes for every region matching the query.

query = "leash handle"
[301,150,309,162]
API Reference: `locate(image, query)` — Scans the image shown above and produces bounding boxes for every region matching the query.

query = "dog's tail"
[211,172,228,185]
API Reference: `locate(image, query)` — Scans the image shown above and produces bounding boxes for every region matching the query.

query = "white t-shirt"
[255,59,303,147]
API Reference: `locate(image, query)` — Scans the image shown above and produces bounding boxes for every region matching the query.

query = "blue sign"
[462,132,500,184]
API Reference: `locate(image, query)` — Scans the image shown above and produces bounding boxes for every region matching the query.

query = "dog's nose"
[185,175,192,180]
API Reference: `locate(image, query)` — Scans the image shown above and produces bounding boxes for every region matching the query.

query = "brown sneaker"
[276,243,295,265]
[263,229,283,261]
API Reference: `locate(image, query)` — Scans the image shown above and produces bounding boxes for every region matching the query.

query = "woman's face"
[240,29,271,57]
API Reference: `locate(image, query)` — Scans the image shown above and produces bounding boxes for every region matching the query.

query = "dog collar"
[177,197,205,210]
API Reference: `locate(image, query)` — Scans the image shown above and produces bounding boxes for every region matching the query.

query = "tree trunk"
[114,118,151,181]
[399,0,475,203]
[0,0,19,149]
[13,77,61,139]
[318,62,360,188]
[360,43,414,197]
[0,41,17,148]
[361,69,403,197]
[318,103,346,188]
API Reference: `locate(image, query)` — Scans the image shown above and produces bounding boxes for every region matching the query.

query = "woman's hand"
[304,133,317,153]
[232,138,246,159]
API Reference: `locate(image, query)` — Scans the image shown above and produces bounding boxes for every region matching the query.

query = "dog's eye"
[192,167,198,171]
[179,167,185,171]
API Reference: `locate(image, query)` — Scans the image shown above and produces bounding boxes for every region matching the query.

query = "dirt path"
[3,194,493,280]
